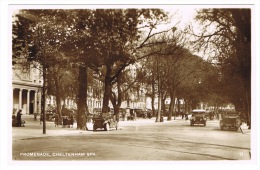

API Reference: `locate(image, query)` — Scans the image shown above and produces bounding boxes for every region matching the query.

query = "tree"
[191,9,251,128]
[47,63,78,117]
[86,9,172,115]
[12,9,71,133]
[58,9,104,130]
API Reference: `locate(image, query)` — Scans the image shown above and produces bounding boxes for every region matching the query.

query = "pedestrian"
[40,113,43,124]
[55,113,60,127]
[133,110,137,121]
[16,109,22,127]
[123,111,126,121]
[33,112,37,121]
[185,112,189,120]
[70,113,74,128]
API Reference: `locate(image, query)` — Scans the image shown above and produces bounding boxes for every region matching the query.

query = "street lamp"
[198,78,202,109]
[198,78,201,84]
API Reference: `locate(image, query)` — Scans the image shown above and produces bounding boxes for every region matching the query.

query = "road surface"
[12,116,251,161]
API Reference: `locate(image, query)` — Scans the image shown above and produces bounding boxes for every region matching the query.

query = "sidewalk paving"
[12,115,179,140]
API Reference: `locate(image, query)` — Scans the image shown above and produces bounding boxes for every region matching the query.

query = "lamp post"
[42,77,47,134]
[155,54,162,122]
[198,78,202,109]
[41,62,48,134]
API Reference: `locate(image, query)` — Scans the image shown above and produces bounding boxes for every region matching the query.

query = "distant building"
[87,78,103,113]
[12,63,43,114]
[12,61,147,115]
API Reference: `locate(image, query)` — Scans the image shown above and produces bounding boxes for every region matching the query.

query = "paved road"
[12,115,251,161]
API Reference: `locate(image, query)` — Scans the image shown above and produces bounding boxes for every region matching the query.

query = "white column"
[65,99,68,106]
[50,96,54,105]
[19,89,23,109]
[34,91,37,113]
[27,90,30,114]
[68,99,71,108]
[38,90,42,114]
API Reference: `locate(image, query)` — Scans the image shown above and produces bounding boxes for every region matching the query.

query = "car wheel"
[104,123,110,131]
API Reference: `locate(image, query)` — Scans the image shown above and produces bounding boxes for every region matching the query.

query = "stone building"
[12,63,43,115]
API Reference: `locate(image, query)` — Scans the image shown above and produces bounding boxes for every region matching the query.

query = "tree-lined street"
[11,7,253,163]
[12,8,252,130]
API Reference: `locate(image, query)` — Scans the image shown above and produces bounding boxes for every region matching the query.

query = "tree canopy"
[191,8,251,127]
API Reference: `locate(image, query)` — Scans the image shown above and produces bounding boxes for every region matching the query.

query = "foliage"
[192,9,251,127]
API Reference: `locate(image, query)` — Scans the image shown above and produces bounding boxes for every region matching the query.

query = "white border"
[1,1,259,170]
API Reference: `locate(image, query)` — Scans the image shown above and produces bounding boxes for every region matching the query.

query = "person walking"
[69,112,74,128]
[55,113,60,127]
[133,110,137,121]
[16,109,22,127]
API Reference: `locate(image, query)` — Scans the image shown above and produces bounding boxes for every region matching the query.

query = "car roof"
[192,109,206,113]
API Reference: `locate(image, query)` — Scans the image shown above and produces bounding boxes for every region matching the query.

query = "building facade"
[12,64,43,115]
[12,63,148,115]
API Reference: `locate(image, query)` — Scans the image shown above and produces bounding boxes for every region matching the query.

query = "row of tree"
[12,9,175,131]
[190,9,251,128]
[12,8,251,131]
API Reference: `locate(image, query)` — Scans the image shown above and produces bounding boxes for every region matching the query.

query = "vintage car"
[46,105,56,121]
[205,111,215,120]
[190,109,207,126]
[92,112,118,131]
[220,113,242,131]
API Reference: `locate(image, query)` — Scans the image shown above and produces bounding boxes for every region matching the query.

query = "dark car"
[46,105,56,121]
[92,112,118,131]
[205,111,215,120]
[190,109,207,126]
[132,109,147,118]
[119,108,126,121]
[220,113,242,131]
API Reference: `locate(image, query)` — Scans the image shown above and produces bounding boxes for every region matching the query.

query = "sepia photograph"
[0,1,259,170]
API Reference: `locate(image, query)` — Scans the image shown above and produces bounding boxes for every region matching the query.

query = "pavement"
[12,114,251,140]
[12,114,170,140]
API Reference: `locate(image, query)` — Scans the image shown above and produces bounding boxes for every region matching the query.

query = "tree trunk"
[155,76,161,122]
[53,75,61,117]
[102,65,112,113]
[77,64,88,130]
[112,103,120,122]
[155,56,161,122]
[245,91,251,129]
[151,73,156,117]
[41,64,47,134]
[161,91,167,116]
[110,75,122,122]
[167,90,175,121]
[184,99,188,113]
[177,98,181,117]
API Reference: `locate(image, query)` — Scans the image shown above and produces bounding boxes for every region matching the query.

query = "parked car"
[131,109,146,118]
[205,111,215,120]
[46,105,56,121]
[119,108,126,121]
[92,112,118,131]
[190,109,207,126]
[220,113,242,131]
